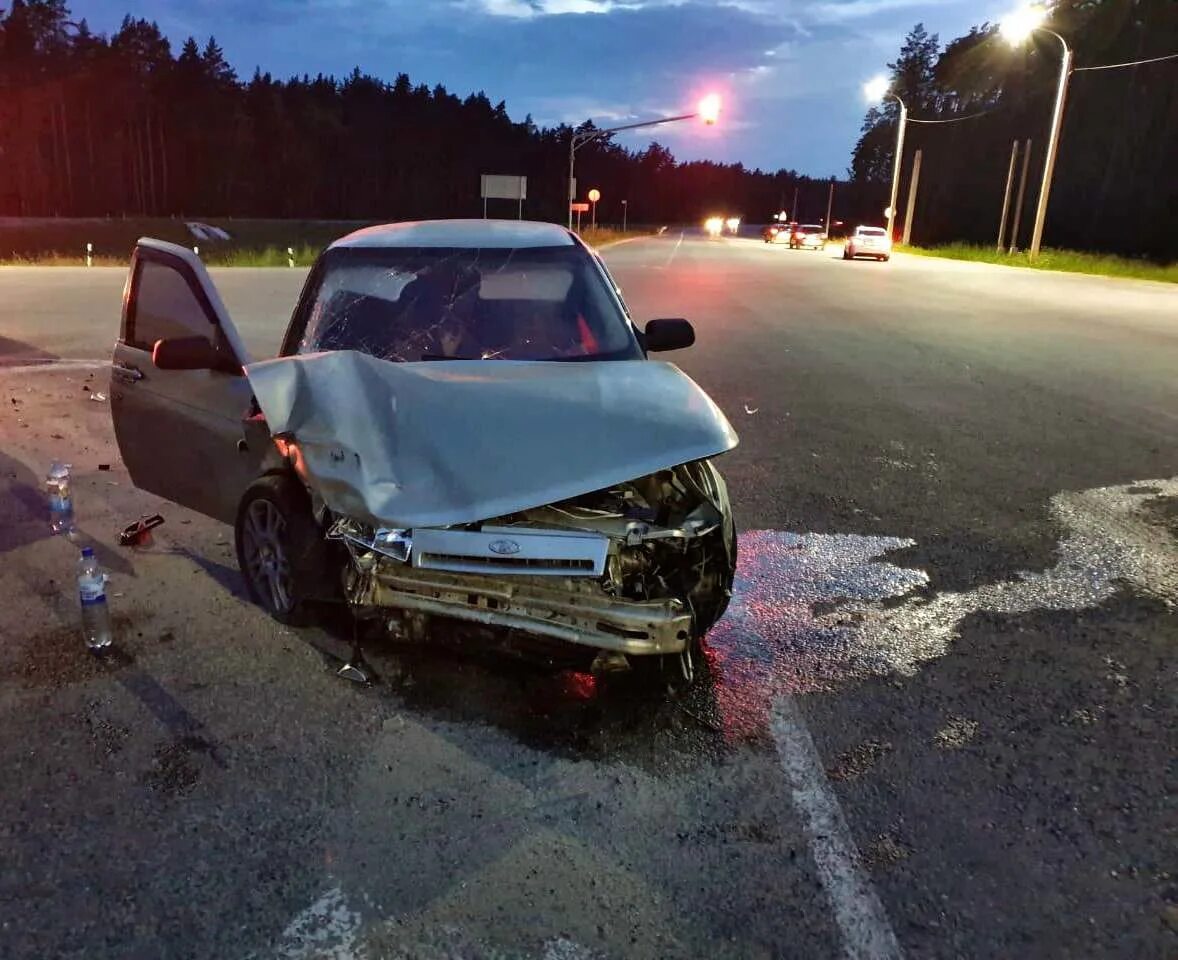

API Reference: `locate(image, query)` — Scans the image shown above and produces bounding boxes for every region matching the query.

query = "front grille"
[417,553,596,573]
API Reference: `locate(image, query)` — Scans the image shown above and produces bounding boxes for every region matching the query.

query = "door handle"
[112,362,144,384]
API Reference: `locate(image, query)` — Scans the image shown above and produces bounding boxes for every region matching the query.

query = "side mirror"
[643,318,695,353]
[152,336,237,373]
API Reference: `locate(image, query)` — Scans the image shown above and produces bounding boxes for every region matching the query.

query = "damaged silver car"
[109,220,738,685]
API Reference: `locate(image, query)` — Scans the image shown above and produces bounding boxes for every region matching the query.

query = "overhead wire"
[1074,52,1178,72]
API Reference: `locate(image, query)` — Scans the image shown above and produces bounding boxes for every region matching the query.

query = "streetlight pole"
[1028,29,1073,259]
[622,199,628,232]
[567,101,718,231]
[885,94,908,243]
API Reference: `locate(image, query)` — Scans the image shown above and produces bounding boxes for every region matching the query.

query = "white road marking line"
[664,229,685,267]
[770,695,904,960]
[273,882,364,960]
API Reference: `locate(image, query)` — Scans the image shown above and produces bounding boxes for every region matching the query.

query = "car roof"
[330,219,576,250]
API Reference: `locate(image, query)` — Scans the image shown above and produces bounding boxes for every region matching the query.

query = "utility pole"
[622,199,628,232]
[825,179,835,235]
[901,149,922,247]
[886,98,908,242]
[997,140,1020,252]
[1010,139,1033,253]
[792,186,799,222]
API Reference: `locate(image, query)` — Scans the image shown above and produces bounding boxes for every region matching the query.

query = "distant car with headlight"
[843,225,892,261]
[789,224,827,251]
[763,221,795,244]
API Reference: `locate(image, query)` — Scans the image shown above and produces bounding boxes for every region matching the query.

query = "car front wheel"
[235,473,332,625]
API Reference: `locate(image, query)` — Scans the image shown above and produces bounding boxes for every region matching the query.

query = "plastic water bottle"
[47,461,75,536]
[78,548,113,651]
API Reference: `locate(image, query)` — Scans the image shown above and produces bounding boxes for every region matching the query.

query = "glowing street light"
[864,75,908,246]
[567,93,723,230]
[698,93,722,125]
[1001,3,1073,259]
[1000,3,1047,46]
[863,75,890,103]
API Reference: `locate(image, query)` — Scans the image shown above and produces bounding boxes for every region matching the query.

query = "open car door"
[110,239,261,525]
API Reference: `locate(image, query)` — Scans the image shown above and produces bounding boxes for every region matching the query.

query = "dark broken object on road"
[119,514,165,547]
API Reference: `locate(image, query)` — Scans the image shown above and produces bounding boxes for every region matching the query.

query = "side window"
[127,258,215,350]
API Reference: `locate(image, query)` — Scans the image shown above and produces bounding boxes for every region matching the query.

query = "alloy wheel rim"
[242,500,294,613]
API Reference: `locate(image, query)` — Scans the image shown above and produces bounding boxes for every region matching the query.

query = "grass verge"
[0,218,661,264]
[578,227,660,248]
[898,243,1178,284]
[0,217,368,266]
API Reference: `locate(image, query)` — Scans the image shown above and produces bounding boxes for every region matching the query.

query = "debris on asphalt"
[828,739,893,781]
[744,404,759,415]
[82,384,90,392]
[98,464,111,471]
[118,514,165,547]
[89,392,107,403]
[933,717,979,749]
[1063,706,1105,726]
[864,834,911,867]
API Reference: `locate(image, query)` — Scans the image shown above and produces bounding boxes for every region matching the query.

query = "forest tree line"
[852,2,1178,260]
[0,0,881,229]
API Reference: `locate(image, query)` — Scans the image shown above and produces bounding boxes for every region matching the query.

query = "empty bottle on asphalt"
[78,547,112,651]
[47,461,75,536]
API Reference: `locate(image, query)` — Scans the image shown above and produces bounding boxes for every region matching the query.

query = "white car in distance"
[843,225,892,262]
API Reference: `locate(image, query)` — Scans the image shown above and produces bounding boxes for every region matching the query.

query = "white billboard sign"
[480,175,527,201]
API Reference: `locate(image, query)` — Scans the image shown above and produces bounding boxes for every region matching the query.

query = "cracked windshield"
[299,247,640,361]
[1,1,1175,959]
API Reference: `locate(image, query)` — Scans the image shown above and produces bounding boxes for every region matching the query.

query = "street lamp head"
[1001,3,1048,46]
[698,93,722,125]
[863,75,890,103]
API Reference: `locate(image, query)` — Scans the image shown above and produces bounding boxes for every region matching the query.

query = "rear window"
[799,226,824,234]
[857,227,887,237]
[295,245,642,362]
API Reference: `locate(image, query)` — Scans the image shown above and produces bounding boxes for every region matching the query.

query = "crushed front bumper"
[351,563,693,656]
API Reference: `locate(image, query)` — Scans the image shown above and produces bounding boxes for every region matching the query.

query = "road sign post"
[588,188,601,230]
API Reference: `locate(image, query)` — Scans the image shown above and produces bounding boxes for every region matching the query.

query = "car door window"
[127,259,216,350]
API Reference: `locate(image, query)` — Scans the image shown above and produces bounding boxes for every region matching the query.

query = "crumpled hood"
[244,350,738,529]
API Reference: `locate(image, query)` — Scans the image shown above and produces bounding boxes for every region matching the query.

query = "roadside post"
[570,201,589,233]
[287,247,295,268]
[1009,139,1033,253]
[85,242,93,268]
[902,149,922,247]
[622,199,628,232]
[997,140,1020,252]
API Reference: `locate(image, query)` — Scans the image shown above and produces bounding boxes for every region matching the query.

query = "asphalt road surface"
[1,235,1176,960]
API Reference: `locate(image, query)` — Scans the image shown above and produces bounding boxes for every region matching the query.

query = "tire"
[621,459,736,696]
[881,255,890,262]
[843,250,852,261]
[235,473,333,625]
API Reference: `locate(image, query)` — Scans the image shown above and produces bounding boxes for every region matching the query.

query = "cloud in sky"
[72,0,1011,176]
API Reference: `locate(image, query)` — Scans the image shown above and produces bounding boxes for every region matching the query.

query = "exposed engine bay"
[325,460,735,660]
